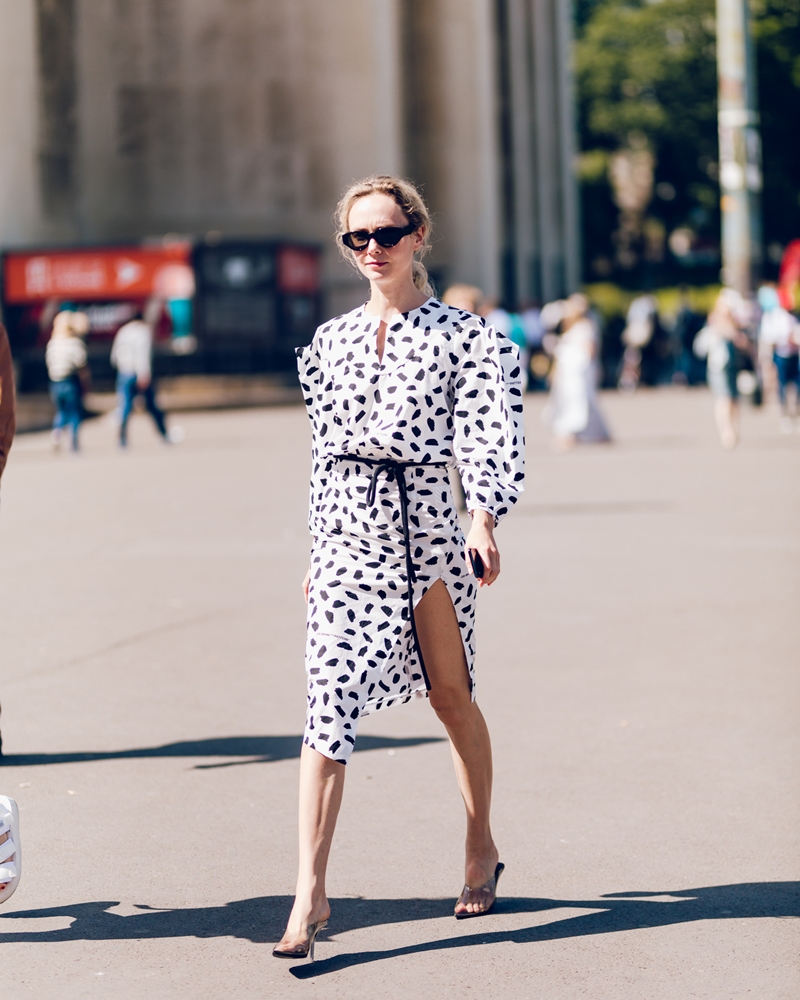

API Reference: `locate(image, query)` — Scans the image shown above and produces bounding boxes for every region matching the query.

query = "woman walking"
[274,176,525,960]
[693,290,750,450]
[542,293,611,450]
[45,309,90,452]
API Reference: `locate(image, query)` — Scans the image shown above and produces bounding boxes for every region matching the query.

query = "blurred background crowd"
[0,0,798,449]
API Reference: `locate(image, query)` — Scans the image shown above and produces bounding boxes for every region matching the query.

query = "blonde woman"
[693,290,750,450]
[274,176,525,960]
[45,309,90,451]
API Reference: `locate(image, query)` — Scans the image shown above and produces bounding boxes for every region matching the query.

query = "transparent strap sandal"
[272,919,328,963]
[0,796,21,905]
[454,862,504,919]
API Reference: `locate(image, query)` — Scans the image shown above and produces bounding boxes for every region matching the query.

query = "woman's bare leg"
[277,745,345,947]
[414,579,500,914]
[715,396,738,449]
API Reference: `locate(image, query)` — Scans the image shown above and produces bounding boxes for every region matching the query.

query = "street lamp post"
[716,0,762,295]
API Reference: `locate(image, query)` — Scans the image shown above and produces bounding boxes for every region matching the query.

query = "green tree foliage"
[576,0,800,286]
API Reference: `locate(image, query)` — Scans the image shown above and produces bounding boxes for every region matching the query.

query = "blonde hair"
[335,175,434,296]
[51,310,89,339]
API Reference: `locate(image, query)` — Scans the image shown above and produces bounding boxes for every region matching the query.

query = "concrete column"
[0,0,43,248]
[506,0,537,303]
[372,0,404,178]
[530,0,563,301]
[716,0,762,294]
[471,0,502,299]
[555,0,581,292]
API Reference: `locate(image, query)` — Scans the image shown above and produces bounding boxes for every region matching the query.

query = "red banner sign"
[3,244,192,304]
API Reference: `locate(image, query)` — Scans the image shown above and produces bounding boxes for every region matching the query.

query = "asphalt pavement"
[0,389,797,999]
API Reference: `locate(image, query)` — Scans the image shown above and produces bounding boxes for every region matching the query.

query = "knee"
[429,686,472,726]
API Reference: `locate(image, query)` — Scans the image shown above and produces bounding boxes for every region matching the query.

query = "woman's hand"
[302,568,311,603]
[465,509,500,587]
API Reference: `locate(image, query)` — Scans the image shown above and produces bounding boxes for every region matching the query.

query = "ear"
[413,226,426,251]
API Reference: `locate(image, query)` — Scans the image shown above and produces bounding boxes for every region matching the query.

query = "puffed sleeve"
[452,321,525,524]
[295,335,327,536]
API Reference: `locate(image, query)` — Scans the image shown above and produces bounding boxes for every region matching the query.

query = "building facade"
[0,0,579,317]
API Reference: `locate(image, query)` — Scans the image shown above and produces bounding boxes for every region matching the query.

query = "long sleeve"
[0,324,16,483]
[452,322,525,524]
[296,337,327,535]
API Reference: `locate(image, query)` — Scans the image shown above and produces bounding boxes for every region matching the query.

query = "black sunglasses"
[340,223,416,251]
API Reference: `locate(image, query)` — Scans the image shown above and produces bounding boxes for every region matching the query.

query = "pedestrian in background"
[618,294,657,392]
[542,294,611,450]
[442,283,483,315]
[0,321,21,905]
[45,309,90,452]
[757,284,800,433]
[110,308,177,448]
[275,175,524,961]
[693,289,749,450]
[484,300,529,389]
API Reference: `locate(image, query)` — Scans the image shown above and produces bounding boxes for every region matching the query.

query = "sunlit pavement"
[0,389,797,1000]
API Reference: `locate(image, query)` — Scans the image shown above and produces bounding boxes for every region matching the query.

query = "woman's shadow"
[1,881,797,977]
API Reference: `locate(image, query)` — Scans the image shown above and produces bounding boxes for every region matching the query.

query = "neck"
[365,277,429,320]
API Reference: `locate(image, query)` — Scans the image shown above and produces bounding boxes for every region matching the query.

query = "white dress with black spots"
[296,297,525,763]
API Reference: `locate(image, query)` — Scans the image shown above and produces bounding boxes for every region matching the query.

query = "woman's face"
[346,192,424,288]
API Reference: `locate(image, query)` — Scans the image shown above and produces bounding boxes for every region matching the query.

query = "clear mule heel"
[454,862,504,919]
[272,919,328,962]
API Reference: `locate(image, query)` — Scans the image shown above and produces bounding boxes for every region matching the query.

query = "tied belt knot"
[336,455,447,692]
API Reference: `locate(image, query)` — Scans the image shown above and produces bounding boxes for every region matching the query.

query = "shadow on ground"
[0,735,443,770]
[1,882,796,976]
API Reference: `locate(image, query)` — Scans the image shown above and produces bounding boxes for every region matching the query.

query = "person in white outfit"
[110,309,171,447]
[542,294,611,450]
[694,289,750,450]
[45,309,90,451]
[275,175,524,961]
[757,284,800,431]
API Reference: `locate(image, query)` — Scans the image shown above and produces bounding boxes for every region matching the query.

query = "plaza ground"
[0,388,797,999]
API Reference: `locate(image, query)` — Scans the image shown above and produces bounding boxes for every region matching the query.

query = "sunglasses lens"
[343,231,370,251]
[373,228,404,248]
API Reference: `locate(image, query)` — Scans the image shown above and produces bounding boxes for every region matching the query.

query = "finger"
[482,548,500,586]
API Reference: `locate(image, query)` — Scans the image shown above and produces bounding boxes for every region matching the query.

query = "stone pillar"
[0,0,43,248]
[555,0,581,294]
[506,0,537,305]
[495,0,580,305]
[399,0,502,299]
[716,0,762,294]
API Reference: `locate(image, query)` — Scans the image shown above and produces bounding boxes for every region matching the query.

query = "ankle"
[290,889,330,920]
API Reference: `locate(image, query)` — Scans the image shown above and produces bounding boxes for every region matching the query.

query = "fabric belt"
[335,455,447,692]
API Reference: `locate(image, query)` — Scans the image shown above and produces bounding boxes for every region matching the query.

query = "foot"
[0,829,12,894]
[275,894,331,955]
[455,848,501,917]
[0,800,20,903]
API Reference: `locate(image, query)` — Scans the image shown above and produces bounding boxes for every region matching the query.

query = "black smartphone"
[468,549,485,579]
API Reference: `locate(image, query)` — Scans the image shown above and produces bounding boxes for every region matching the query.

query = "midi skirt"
[303,456,477,764]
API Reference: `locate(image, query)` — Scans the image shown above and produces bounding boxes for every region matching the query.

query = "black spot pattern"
[295,297,525,763]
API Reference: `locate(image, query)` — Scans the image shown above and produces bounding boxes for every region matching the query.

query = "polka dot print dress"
[295,297,525,763]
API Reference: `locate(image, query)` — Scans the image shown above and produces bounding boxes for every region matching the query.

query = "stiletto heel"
[454,862,504,919]
[273,919,328,962]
